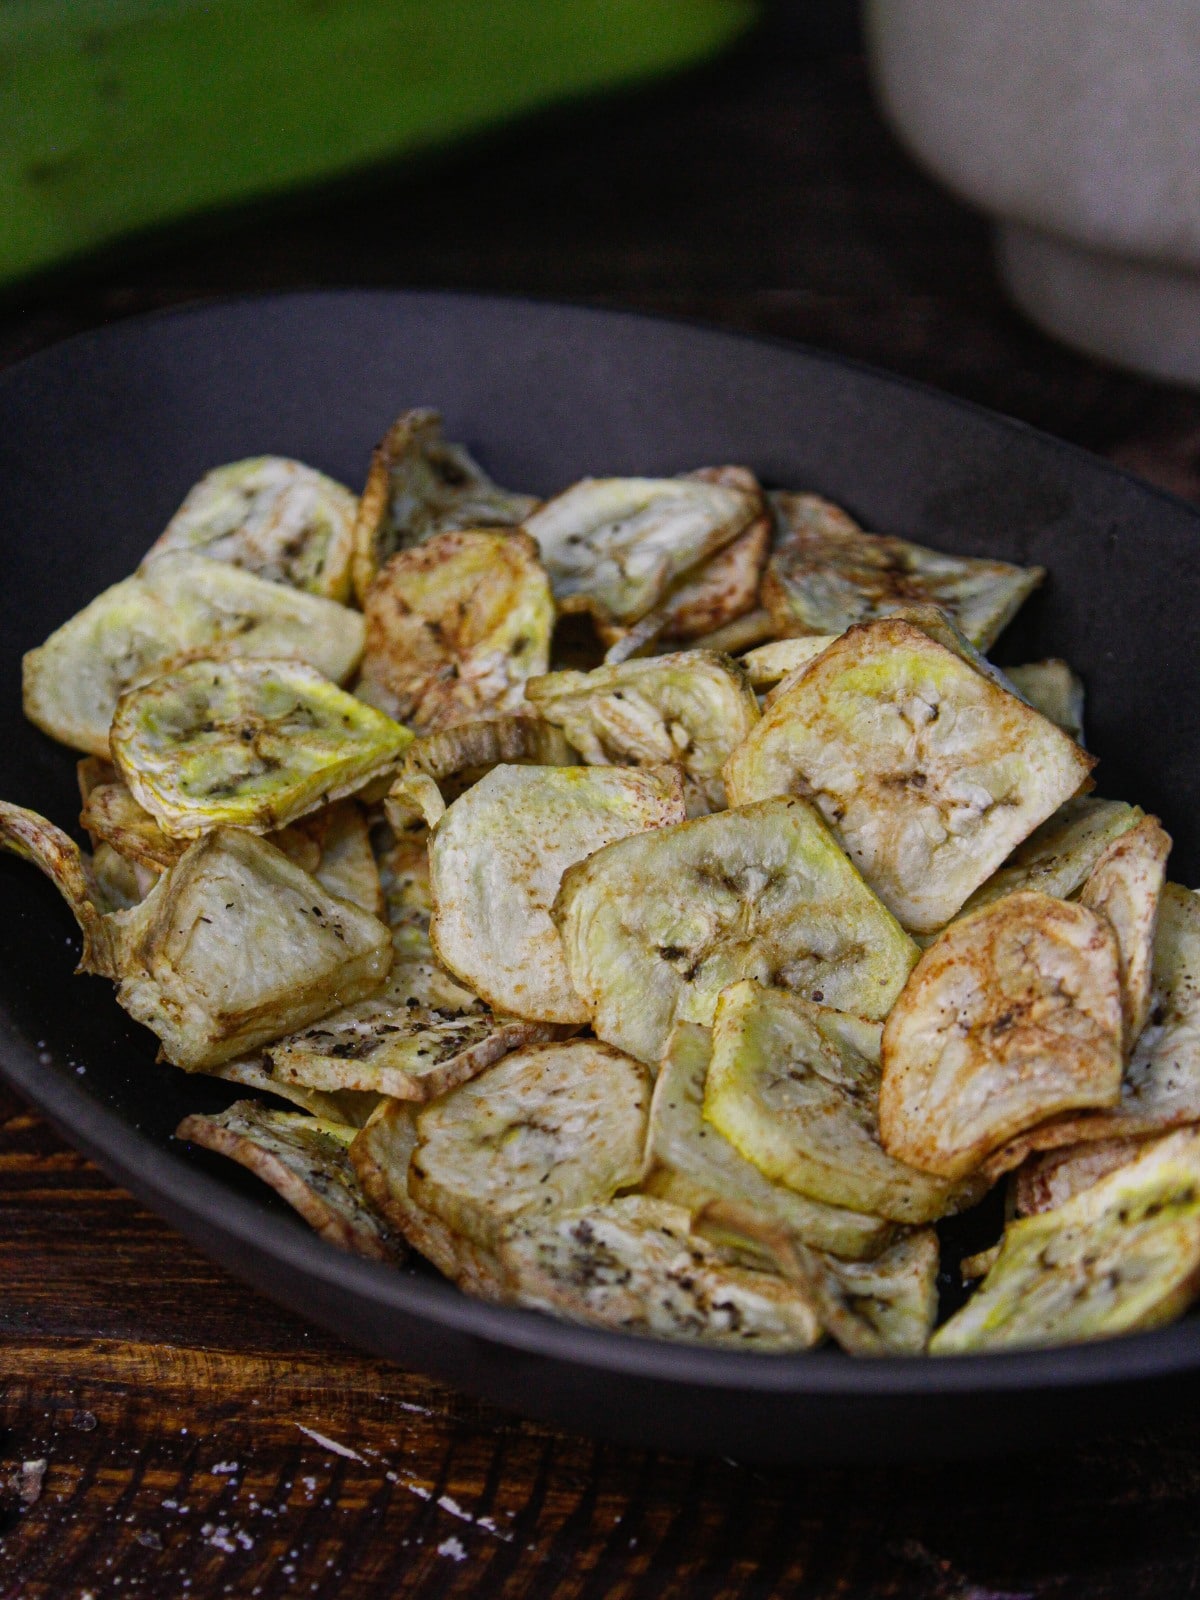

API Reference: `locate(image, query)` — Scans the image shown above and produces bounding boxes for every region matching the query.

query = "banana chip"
[349,1101,508,1297]
[523,474,759,628]
[761,491,1044,650]
[880,892,1124,1180]
[740,636,839,690]
[357,530,554,732]
[176,1101,399,1260]
[1079,816,1171,1047]
[143,458,357,600]
[688,608,777,656]
[0,801,116,975]
[383,714,577,832]
[430,763,685,1023]
[280,801,382,916]
[91,840,154,911]
[724,619,1094,932]
[805,1229,941,1355]
[1007,660,1086,745]
[23,553,366,757]
[1013,1137,1152,1217]
[110,828,392,1070]
[375,834,436,961]
[80,780,185,870]
[351,408,538,604]
[960,797,1143,919]
[704,981,972,1223]
[931,1128,1200,1353]
[554,795,919,1065]
[647,1022,894,1260]
[410,1040,650,1251]
[498,1195,822,1350]
[211,1054,381,1126]
[527,651,759,814]
[111,657,411,839]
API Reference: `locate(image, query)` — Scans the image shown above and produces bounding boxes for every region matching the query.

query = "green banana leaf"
[2,0,759,287]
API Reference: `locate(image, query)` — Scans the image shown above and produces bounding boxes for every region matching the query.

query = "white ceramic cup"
[863,0,1200,385]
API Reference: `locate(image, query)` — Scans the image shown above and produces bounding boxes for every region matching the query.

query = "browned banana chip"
[351,408,539,603]
[723,619,1094,933]
[76,755,118,802]
[527,651,759,814]
[0,802,117,975]
[804,1229,941,1355]
[1079,815,1171,1046]
[143,457,358,601]
[761,491,1044,650]
[430,763,685,1024]
[383,714,577,832]
[959,797,1143,919]
[523,474,759,629]
[498,1195,822,1350]
[647,1022,894,1260]
[349,1101,507,1297]
[1012,1136,1154,1217]
[357,530,554,732]
[704,982,973,1224]
[109,828,392,1070]
[410,1039,650,1252]
[23,552,366,757]
[1007,660,1086,745]
[880,892,1124,1181]
[80,780,186,870]
[176,1101,399,1261]
[931,1128,1200,1353]
[554,796,919,1065]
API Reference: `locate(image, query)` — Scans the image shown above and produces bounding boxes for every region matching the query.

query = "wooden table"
[4,13,1200,1596]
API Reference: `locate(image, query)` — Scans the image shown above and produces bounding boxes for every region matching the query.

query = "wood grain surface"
[4,12,1200,1597]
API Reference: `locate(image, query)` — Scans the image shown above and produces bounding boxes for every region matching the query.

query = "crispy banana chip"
[647,1022,894,1260]
[931,1127,1200,1353]
[1079,816,1171,1047]
[1007,660,1086,745]
[23,552,366,757]
[527,651,759,814]
[724,619,1094,932]
[960,797,1142,919]
[280,801,382,916]
[523,474,759,628]
[80,780,185,870]
[761,491,1044,650]
[383,714,577,831]
[142,457,357,600]
[1013,1137,1152,1217]
[0,801,116,975]
[740,636,839,690]
[498,1195,822,1350]
[805,1229,941,1355]
[176,1101,398,1260]
[351,408,538,604]
[111,657,411,839]
[880,892,1124,1180]
[410,1040,650,1251]
[704,982,972,1223]
[357,530,554,732]
[554,796,919,1065]
[211,1054,380,1126]
[110,828,391,1070]
[349,1100,507,1297]
[430,763,685,1024]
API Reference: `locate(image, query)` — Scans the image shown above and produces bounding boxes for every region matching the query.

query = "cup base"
[999,223,1200,386]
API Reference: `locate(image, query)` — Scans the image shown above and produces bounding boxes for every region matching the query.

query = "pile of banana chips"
[8,412,1200,1358]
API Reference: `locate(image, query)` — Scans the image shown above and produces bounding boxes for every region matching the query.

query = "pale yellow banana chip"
[410,1039,650,1252]
[647,1022,894,1260]
[527,651,759,814]
[931,1127,1200,1353]
[740,635,840,690]
[723,619,1094,933]
[1079,815,1171,1047]
[1006,660,1086,745]
[523,474,759,628]
[349,1100,508,1297]
[210,1053,381,1126]
[959,797,1143,920]
[804,1228,941,1355]
[142,457,357,600]
[761,491,1044,650]
[1012,1136,1153,1217]
[357,529,554,732]
[498,1195,822,1350]
[176,1101,399,1260]
[109,828,392,1070]
[111,657,411,839]
[430,763,685,1024]
[880,892,1124,1180]
[704,981,973,1223]
[23,552,365,757]
[351,408,538,604]
[554,796,919,1065]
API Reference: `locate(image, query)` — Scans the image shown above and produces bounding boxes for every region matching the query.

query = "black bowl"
[2,290,1199,1462]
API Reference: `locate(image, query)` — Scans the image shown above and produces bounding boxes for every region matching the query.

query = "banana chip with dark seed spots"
[804,1228,941,1355]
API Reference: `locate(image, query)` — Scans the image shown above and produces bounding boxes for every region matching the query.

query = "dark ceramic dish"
[2,291,1198,1463]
